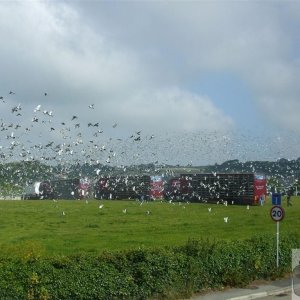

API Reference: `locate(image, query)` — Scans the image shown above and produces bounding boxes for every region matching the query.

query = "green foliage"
[0,234,298,299]
[0,199,299,299]
[210,158,300,178]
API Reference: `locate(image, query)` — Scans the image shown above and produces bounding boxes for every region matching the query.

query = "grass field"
[0,197,298,257]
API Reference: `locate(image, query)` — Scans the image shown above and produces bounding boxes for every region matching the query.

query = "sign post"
[270,205,285,268]
[272,193,282,206]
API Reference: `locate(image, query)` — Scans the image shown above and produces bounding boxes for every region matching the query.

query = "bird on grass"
[224,217,228,223]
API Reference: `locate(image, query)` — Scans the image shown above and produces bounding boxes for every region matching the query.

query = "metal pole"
[276,221,279,268]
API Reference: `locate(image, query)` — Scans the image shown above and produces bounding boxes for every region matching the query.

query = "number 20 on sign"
[270,205,285,222]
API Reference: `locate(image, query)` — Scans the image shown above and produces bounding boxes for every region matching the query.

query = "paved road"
[256,291,291,299]
[187,277,299,300]
[257,290,300,299]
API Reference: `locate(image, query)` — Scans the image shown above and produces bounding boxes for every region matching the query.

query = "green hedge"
[0,233,299,300]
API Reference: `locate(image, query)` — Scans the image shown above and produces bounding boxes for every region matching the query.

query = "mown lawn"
[0,197,298,257]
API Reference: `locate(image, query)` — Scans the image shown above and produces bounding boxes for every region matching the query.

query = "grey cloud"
[1,1,300,165]
[0,1,234,133]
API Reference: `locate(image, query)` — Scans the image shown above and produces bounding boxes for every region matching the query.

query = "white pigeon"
[99,204,104,209]
[122,208,127,214]
[224,217,229,223]
[247,205,250,210]
[34,104,41,112]
[62,211,65,216]
[208,207,212,212]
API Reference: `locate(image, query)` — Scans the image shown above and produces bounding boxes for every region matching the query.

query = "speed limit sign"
[270,205,285,222]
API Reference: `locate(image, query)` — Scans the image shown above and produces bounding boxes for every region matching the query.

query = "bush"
[0,233,299,299]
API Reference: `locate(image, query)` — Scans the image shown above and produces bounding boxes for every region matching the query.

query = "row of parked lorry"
[22,176,164,201]
[22,173,267,205]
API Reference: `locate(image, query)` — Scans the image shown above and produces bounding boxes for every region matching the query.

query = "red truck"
[94,175,164,200]
[165,173,267,205]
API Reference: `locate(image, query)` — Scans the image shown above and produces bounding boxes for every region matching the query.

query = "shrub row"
[0,233,299,300]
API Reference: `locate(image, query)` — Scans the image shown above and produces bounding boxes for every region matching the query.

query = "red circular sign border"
[270,205,285,222]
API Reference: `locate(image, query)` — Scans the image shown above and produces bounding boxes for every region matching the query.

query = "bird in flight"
[11,104,21,113]
[34,105,41,112]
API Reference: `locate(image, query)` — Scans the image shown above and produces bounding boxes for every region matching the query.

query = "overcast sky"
[0,1,300,166]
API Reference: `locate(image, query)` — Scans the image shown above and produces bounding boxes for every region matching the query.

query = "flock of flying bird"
[0,90,156,168]
[1,90,255,223]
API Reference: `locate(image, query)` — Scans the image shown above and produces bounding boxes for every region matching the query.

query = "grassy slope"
[0,197,298,257]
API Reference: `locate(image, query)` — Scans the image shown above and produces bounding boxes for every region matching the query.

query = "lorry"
[165,173,267,205]
[94,175,164,200]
